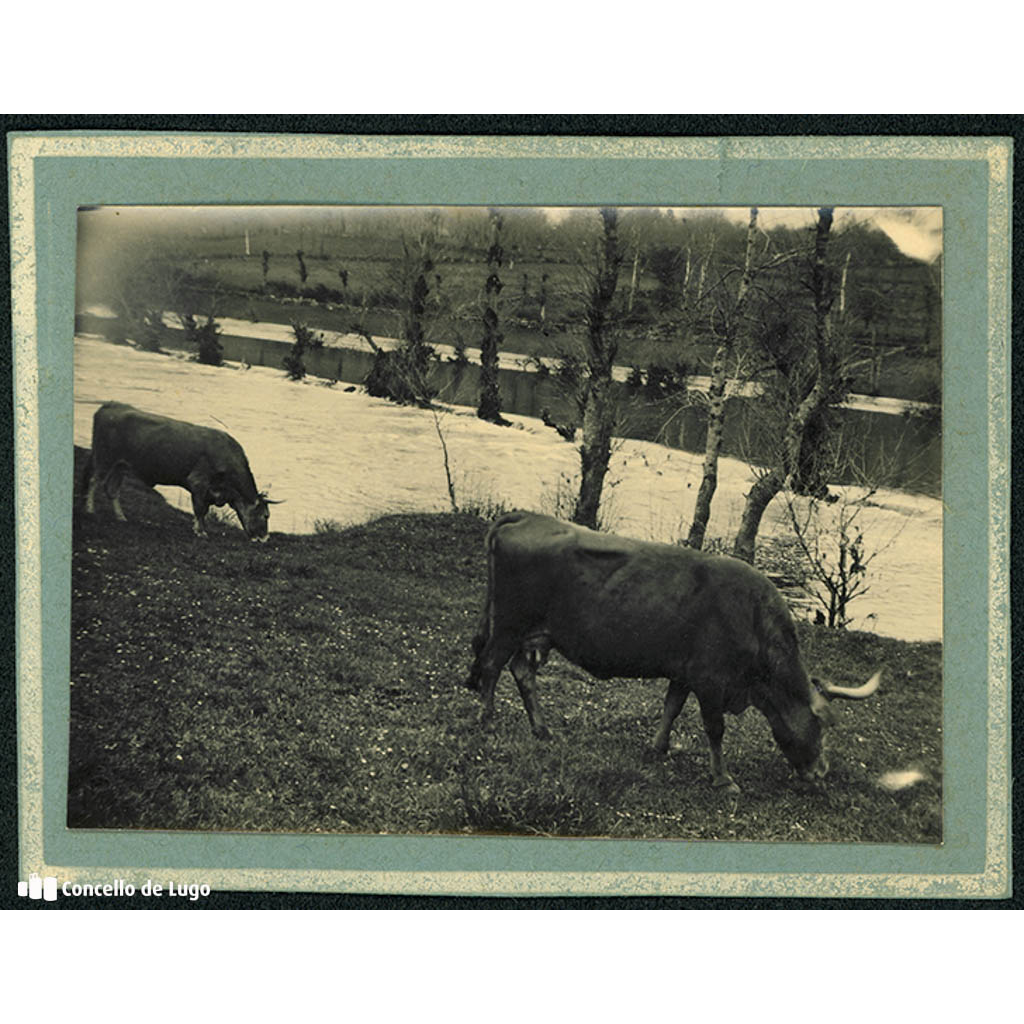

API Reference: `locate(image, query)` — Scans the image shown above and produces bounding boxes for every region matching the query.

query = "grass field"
[69,447,943,842]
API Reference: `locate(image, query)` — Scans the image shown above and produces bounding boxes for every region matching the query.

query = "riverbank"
[73,335,942,640]
[77,309,942,497]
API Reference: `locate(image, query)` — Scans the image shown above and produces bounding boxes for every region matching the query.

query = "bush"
[181,313,224,366]
[283,320,324,381]
[364,345,437,406]
[266,279,299,298]
[127,308,166,352]
[302,282,346,305]
[625,361,689,400]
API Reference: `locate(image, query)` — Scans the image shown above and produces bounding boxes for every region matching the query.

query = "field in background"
[79,213,943,404]
[69,450,943,842]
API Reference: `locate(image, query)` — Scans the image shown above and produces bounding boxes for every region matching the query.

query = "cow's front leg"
[648,677,690,759]
[189,492,210,537]
[509,649,551,740]
[698,702,740,794]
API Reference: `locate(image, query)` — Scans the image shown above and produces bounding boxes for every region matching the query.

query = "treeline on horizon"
[77,205,942,358]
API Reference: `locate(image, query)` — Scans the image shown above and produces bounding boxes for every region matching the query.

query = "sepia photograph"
[10,132,1010,899]
[69,202,942,841]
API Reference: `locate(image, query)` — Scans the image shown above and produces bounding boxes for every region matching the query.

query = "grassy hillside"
[69,447,942,842]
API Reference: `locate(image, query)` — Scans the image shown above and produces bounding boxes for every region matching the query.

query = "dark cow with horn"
[466,511,881,792]
[83,402,280,541]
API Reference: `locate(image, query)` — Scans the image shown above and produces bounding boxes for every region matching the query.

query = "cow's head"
[234,492,282,542]
[766,671,882,783]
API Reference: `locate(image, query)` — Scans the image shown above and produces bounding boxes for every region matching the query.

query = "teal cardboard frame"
[10,135,1011,897]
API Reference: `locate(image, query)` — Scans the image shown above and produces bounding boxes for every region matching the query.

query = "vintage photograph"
[69,202,943,843]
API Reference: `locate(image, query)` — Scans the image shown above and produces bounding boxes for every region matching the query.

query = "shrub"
[180,313,224,366]
[625,361,689,400]
[455,473,511,520]
[266,279,299,298]
[313,518,345,535]
[302,282,346,305]
[363,345,437,406]
[283,320,324,381]
[127,308,166,352]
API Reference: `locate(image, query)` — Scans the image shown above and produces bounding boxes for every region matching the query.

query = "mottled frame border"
[9,134,1011,899]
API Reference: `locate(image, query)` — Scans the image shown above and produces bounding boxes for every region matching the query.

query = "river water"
[72,335,942,642]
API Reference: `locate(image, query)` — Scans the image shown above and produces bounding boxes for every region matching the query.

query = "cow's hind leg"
[186,471,212,537]
[509,648,551,740]
[647,677,690,759]
[470,637,517,730]
[189,492,210,537]
[696,698,740,794]
[83,456,97,514]
[102,463,130,521]
[464,609,491,693]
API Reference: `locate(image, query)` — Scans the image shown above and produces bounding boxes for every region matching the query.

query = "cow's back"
[91,402,247,489]
[486,512,804,694]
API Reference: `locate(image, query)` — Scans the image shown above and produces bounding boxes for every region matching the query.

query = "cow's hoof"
[643,745,668,764]
[713,778,741,796]
[533,725,552,741]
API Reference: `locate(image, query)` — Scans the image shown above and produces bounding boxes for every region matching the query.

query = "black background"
[1,113,1020,910]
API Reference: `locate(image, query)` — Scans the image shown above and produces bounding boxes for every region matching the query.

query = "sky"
[554,206,943,263]
[79,203,944,264]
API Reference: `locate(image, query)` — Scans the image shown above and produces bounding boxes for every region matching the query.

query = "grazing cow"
[466,511,880,792]
[83,402,279,541]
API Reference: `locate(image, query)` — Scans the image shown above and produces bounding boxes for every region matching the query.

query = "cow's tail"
[466,512,527,691]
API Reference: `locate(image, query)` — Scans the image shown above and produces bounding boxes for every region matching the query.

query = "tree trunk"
[686,343,727,549]
[628,247,640,312]
[478,209,507,424]
[732,468,783,564]
[732,207,836,563]
[573,208,622,528]
[839,249,851,316]
[576,379,615,529]
[687,208,758,549]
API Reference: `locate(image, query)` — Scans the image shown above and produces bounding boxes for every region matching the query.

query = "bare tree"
[477,208,509,425]
[574,208,624,529]
[782,483,895,629]
[779,420,910,629]
[684,209,802,548]
[686,208,759,549]
[364,213,443,406]
[733,206,851,564]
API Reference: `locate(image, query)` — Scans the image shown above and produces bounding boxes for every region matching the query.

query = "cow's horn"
[818,669,882,701]
[264,498,285,505]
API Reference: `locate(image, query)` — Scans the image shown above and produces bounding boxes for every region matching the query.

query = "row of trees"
[348,205,877,588]
[107,205,909,626]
